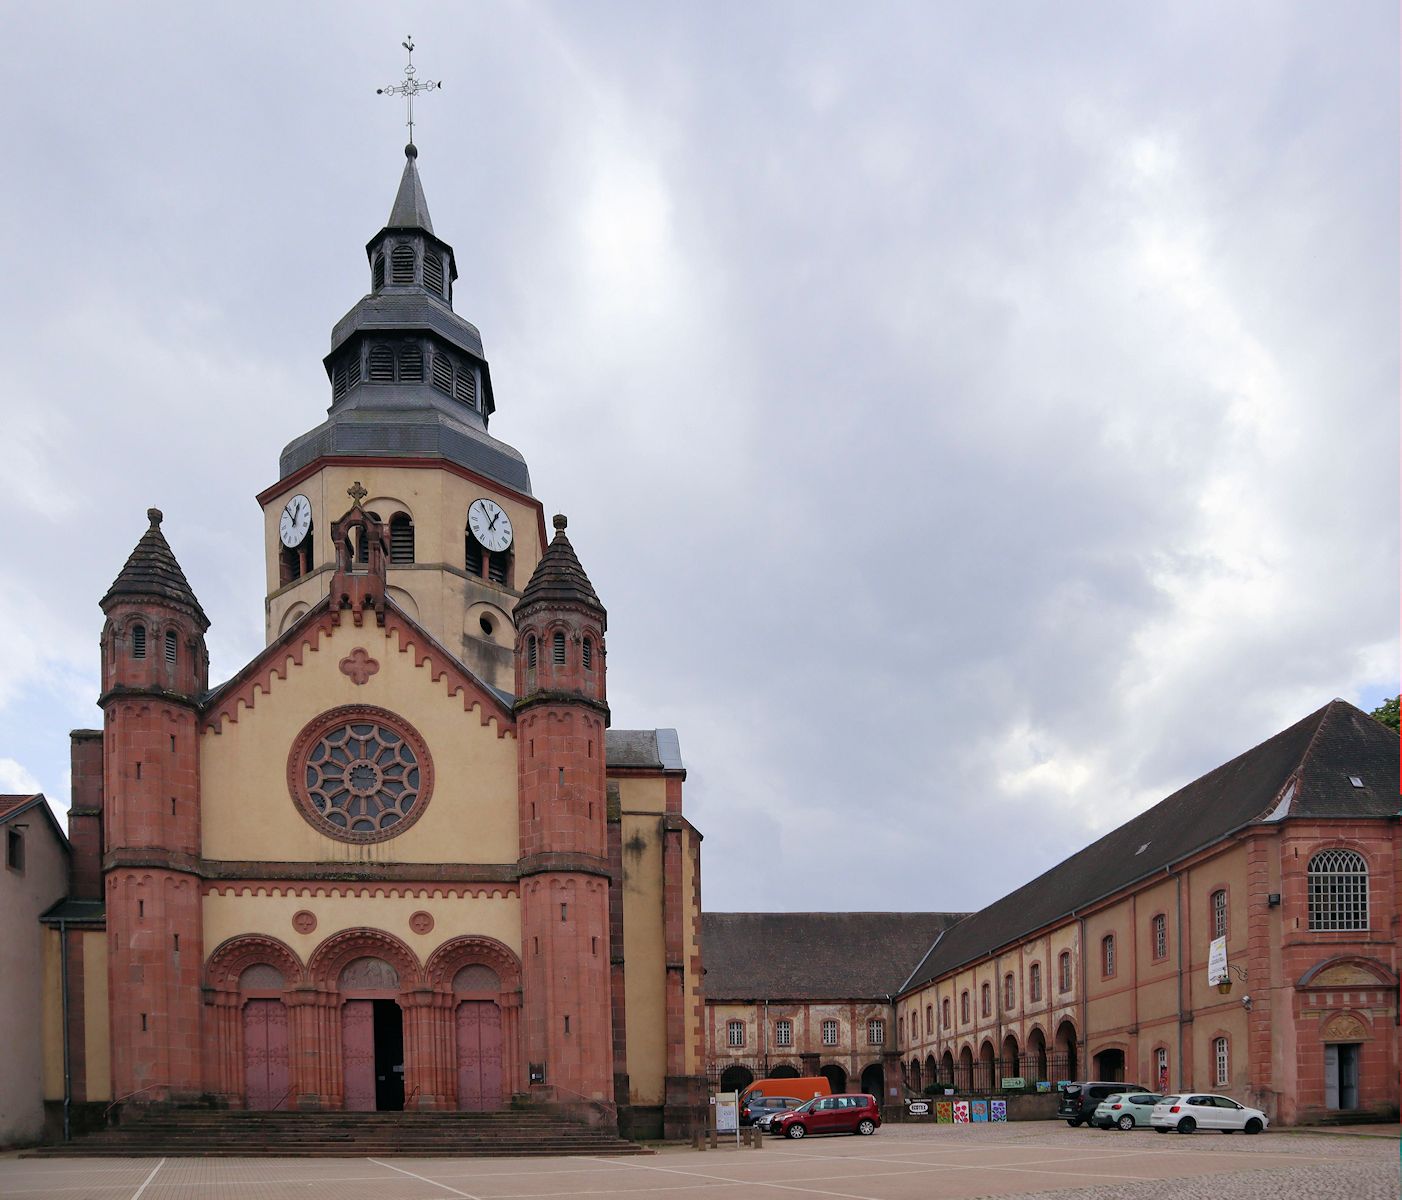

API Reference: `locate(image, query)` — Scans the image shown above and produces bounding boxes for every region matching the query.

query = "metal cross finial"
[377,35,442,147]
[347,481,368,506]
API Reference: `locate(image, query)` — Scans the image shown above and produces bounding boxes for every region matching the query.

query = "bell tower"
[99,508,209,1102]
[514,515,613,1104]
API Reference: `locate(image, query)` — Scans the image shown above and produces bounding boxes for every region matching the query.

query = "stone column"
[401,989,451,1110]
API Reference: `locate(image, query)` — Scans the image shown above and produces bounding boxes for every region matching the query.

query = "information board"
[715,1091,739,1133]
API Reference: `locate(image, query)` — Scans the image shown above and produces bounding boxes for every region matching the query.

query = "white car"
[1150,1093,1269,1134]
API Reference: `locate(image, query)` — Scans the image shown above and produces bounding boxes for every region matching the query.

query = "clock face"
[468,497,513,553]
[279,494,312,548]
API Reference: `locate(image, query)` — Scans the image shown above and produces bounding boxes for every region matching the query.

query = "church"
[34,140,707,1142]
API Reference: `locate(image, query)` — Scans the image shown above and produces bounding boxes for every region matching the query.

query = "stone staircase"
[32,1108,652,1157]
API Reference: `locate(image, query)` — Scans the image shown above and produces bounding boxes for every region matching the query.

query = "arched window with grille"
[132,623,147,659]
[552,631,566,666]
[164,629,178,666]
[1308,849,1368,931]
[388,513,414,565]
[391,243,415,284]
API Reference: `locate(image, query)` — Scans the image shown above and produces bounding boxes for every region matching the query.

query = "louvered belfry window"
[432,354,454,395]
[368,345,395,381]
[347,355,362,389]
[398,343,423,383]
[552,631,566,665]
[465,532,483,575]
[582,637,592,670]
[423,251,444,296]
[164,629,178,666]
[355,511,381,565]
[527,635,537,669]
[131,624,147,659]
[332,364,347,401]
[455,368,476,407]
[391,243,415,284]
[488,551,508,585]
[389,514,415,565]
[372,254,385,289]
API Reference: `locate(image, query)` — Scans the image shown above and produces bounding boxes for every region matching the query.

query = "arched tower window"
[372,253,385,290]
[388,513,414,565]
[398,343,423,383]
[432,353,454,395]
[354,511,382,566]
[131,624,147,659]
[527,635,537,670]
[391,243,415,284]
[280,518,314,584]
[487,550,509,584]
[423,251,444,296]
[1308,849,1368,930]
[368,344,395,382]
[164,629,178,666]
[582,637,593,670]
[465,529,483,575]
[552,631,566,666]
[332,364,348,401]
[454,368,477,408]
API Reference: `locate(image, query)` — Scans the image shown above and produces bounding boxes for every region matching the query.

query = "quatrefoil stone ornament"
[339,648,380,685]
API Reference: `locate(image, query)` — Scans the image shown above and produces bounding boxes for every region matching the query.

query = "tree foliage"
[1370,695,1399,732]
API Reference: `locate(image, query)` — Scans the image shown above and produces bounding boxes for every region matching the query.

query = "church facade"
[38,145,706,1140]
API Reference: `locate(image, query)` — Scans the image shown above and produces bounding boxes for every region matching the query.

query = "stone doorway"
[343,999,405,1111]
[1325,1043,1360,1110]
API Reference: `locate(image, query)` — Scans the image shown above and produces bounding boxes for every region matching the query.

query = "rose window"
[288,706,433,843]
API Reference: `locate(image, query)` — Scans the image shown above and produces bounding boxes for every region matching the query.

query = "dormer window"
[164,629,178,666]
[372,253,386,290]
[132,624,147,659]
[423,251,444,296]
[390,243,415,284]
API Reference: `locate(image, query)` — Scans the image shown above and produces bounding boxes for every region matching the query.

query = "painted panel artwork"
[971,1100,988,1122]
[342,999,377,1112]
[990,1100,1008,1122]
[242,999,290,1111]
[935,1101,953,1123]
[953,1101,970,1123]
[456,1001,504,1111]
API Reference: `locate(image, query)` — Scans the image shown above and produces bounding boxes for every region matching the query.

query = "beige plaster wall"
[618,777,667,1106]
[203,889,521,967]
[201,618,517,865]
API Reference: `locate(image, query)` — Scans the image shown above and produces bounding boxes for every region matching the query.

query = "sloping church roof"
[901,699,1399,992]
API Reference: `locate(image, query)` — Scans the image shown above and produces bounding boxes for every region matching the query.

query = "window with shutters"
[1029,962,1042,1003]
[389,514,414,565]
[775,1019,792,1047]
[1102,934,1116,977]
[1058,951,1072,993]
[1211,889,1228,939]
[552,631,566,665]
[164,629,178,666]
[368,345,395,381]
[372,254,385,290]
[432,354,454,395]
[132,624,147,659]
[391,243,415,284]
[868,1018,884,1045]
[1308,849,1369,931]
[423,251,444,296]
[398,343,423,383]
[821,1019,839,1046]
[582,637,593,670]
[727,1020,745,1048]
[1152,913,1168,961]
[465,532,483,576]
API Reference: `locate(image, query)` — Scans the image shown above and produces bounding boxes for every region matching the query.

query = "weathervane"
[377,36,441,146]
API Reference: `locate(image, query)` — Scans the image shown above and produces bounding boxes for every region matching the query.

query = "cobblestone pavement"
[1,1122,1397,1200]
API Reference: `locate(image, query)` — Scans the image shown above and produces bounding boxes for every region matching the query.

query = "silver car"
[1091,1091,1164,1130]
[1150,1093,1269,1134]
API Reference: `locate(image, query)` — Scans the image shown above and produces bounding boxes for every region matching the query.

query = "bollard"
[752,1126,763,1150]
[709,1126,719,1149]
[694,1130,705,1151]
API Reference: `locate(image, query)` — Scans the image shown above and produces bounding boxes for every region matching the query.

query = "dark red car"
[773,1093,882,1139]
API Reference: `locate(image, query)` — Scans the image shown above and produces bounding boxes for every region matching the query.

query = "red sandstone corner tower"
[514,514,614,1106]
[99,508,210,1103]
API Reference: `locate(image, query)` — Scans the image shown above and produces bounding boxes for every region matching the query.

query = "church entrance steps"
[32,1109,651,1158]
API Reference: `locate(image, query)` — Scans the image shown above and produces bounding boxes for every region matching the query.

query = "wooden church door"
[342,1000,377,1111]
[242,1000,290,1111]
[455,1002,503,1111]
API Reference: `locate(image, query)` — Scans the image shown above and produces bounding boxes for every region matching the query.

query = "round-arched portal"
[1054,1019,1078,1081]
[720,1065,754,1095]
[820,1064,847,1094]
[860,1062,884,1100]
[958,1045,974,1092]
[770,1064,800,1079]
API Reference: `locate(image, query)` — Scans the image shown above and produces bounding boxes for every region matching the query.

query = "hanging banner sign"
[1207,936,1228,987]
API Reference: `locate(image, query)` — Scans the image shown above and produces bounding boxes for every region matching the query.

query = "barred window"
[1152,914,1168,961]
[821,1019,839,1046]
[1212,889,1228,939]
[867,1018,884,1045]
[1308,849,1368,931]
[389,513,414,565]
[1102,934,1116,977]
[727,1020,744,1048]
[1214,1037,1229,1086]
[1029,962,1042,1002]
[526,635,537,669]
[582,637,593,670]
[775,1019,792,1047]
[1058,951,1072,992]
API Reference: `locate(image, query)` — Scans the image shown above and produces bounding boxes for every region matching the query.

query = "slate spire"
[517,514,604,620]
[387,143,434,233]
[101,508,209,629]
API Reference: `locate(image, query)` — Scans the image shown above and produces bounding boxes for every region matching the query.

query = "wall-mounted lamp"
[1267,893,1281,907]
[1215,963,1248,996]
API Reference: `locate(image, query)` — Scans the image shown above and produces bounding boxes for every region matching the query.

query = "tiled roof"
[703,912,969,1001]
[902,699,1399,992]
[517,515,603,615]
[101,508,209,627]
[0,794,41,820]
[607,729,683,771]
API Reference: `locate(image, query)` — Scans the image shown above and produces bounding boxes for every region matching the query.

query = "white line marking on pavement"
[129,1159,165,1200]
[606,1156,886,1200]
[367,1157,483,1198]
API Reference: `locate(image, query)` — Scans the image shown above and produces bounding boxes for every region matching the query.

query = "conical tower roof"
[387,143,434,232]
[101,508,209,629]
[518,515,604,619]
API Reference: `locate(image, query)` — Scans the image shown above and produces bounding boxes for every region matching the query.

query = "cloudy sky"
[0,2,1395,913]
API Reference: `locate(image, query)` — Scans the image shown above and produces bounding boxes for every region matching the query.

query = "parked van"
[741,1076,831,1113]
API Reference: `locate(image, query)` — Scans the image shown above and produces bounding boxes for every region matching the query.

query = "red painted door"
[456,1002,503,1111]
[343,1000,377,1112]
[242,1000,290,1111]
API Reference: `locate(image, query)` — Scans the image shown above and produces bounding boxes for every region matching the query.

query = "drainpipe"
[59,918,72,1142]
[1174,868,1185,1091]
[1076,914,1087,1077]
[761,998,769,1076]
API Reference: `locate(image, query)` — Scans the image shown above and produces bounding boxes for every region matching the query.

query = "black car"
[1058,1080,1149,1127]
[741,1094,803,1126]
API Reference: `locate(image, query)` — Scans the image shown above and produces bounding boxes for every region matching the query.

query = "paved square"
[2,1123,1397,1200]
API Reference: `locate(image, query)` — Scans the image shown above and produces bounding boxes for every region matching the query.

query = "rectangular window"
[1059,953,1072,993]
[1156,1046,1169,1090]
[867,1019,884,1046]
[821,1019,839,1046]
[727,1020,745,1048]
[1153,914,1168,961]
[1029,963,1042,1003]
[1212,890,1228,939]
[775,1019,792,1048]
[925,1004,933,1035]
[1102,935,1116,977]
[5,827,23,872]
[1214,1037,1229,1086]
